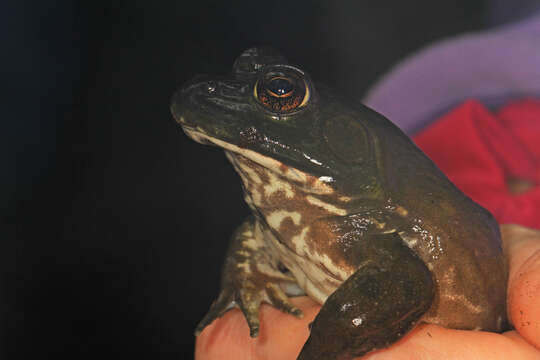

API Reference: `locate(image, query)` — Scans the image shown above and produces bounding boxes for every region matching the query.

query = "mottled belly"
[258,222,343,304]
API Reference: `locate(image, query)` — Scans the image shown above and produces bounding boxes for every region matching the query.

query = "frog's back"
[367,107,507,331]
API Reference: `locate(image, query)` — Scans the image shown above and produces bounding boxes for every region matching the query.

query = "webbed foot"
[195,218,303,337]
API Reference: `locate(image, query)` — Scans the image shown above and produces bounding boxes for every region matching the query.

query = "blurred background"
[2,0,535,358]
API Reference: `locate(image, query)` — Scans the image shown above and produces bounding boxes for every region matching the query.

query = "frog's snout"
[169,88,187,125]
[171,75,212,124]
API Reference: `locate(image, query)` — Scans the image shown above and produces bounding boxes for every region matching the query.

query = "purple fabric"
[363,12,540,135]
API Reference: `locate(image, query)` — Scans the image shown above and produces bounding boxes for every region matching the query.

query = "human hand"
[195,224,540,359]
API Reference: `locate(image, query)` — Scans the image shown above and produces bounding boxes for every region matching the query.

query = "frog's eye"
[254,65,311,114]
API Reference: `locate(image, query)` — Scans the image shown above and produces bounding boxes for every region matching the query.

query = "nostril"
[206,81,216,94]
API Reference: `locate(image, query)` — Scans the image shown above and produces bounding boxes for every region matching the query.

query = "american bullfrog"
[171,47,507,360]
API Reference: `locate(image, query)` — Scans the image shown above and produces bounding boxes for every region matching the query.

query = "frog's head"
[171,47,409,199]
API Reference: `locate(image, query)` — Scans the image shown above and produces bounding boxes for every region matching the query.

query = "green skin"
[171,47,507,360]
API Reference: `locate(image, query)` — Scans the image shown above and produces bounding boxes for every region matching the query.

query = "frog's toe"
[266,283,303,318]
[237,286,263,337]
[194,288,235,336]
[196,279,302,337]
[236,281,303,337]
[234,280,304,337]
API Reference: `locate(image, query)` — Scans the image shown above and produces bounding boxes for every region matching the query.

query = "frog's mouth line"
[182,126,287,171]
[182,126,335,192]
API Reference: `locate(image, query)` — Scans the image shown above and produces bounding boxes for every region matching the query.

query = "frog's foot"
[195,279,302,337]
[195,219,303,338]
[298,233,435,360]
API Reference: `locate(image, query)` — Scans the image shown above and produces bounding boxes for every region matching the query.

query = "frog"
[171,47,507,360]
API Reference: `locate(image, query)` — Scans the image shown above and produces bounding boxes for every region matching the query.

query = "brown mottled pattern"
[227,152,356,299]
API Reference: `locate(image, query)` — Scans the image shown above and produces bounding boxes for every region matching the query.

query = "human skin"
[195,224,540,360]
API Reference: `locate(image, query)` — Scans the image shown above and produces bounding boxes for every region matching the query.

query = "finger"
[501,224,540,350]
[363,326,540,360]
[195,296,540,360]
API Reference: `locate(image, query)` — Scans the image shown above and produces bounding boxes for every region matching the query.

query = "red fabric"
[413,99,540,229]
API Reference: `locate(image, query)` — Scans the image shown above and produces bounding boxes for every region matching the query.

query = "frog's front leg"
[298,232,435,360]
[195,216,303,337]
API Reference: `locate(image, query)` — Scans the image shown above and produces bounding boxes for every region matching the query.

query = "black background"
[4,1,495,358]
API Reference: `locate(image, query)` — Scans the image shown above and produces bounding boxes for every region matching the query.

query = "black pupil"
[268,77,293,96]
